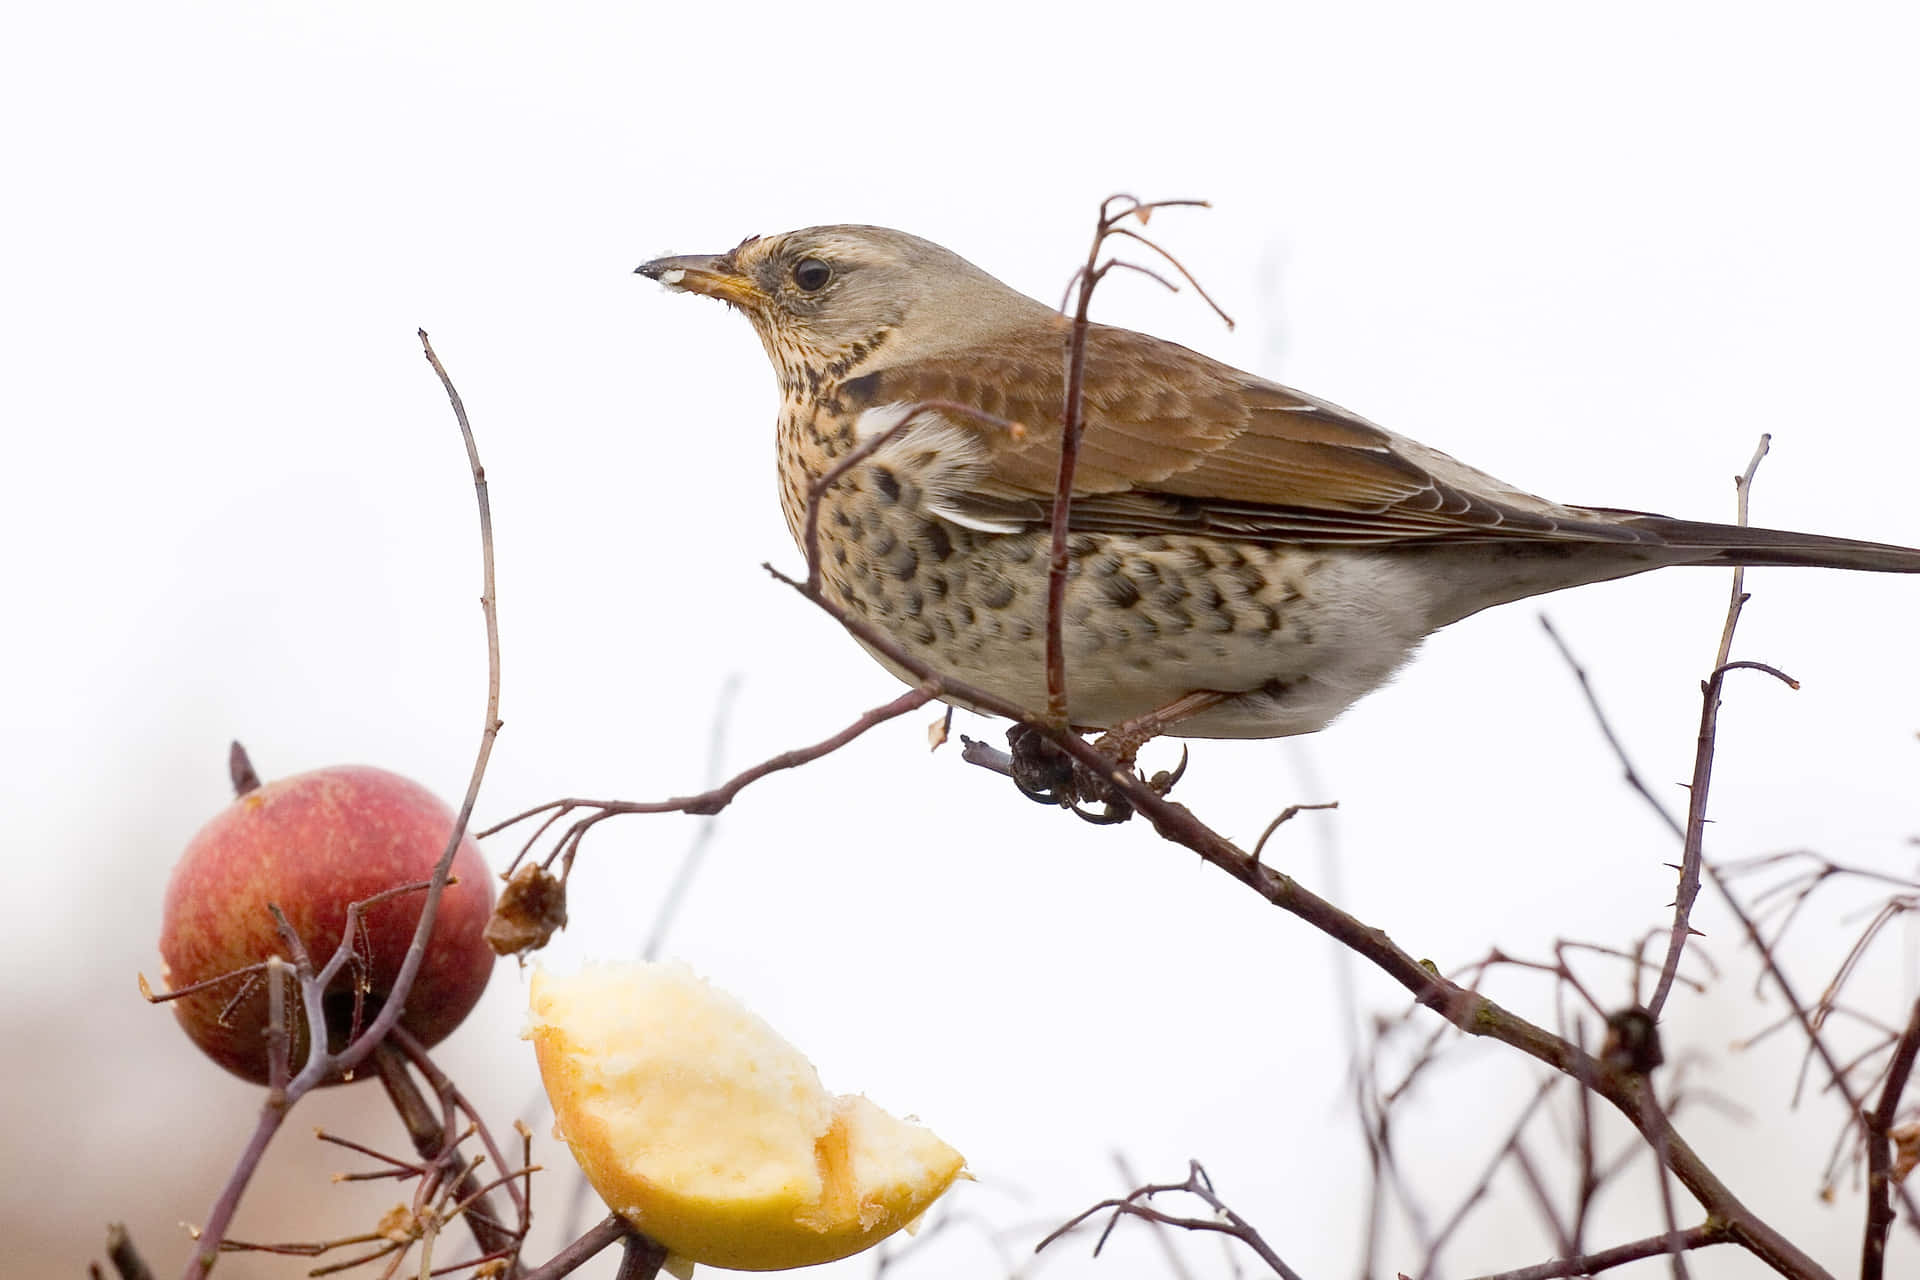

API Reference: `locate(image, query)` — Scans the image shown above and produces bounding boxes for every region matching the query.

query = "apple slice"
[527,962,965,1271]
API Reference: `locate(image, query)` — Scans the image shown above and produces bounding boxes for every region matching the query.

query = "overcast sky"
[6,4,1919,1277]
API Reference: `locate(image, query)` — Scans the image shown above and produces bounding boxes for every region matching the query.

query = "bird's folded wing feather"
[846,323,1656,547]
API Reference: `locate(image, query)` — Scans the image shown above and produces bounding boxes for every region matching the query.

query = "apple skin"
[159,764,496,1084]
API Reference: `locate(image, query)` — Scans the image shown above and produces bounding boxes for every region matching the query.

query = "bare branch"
[1038,1161,1302,1280]
[1415,1077,1561,1278]
[372,1034,526,1270]
[177,330,506,1278]
[642,674,742,961]
[765,557,1838,1280]
[483,684,937,875]
[1466,1222,1732,1280]
[1538,616,1683,839]
[1103,228,1236,328]
[1648,434,1774,1018]
[612,1231,670,1280]
[1862,997,1920,1280]
[1044,197,1226,728]
[517,1215,630,1280]
[1111,1152,1198,1280]
[1251,802,1338,863]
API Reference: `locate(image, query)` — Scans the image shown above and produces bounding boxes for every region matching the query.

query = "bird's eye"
[792,257,832,291]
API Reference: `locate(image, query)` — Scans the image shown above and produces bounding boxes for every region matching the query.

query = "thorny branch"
[1648,434,1776,1019]
[1546,450,1920,1269]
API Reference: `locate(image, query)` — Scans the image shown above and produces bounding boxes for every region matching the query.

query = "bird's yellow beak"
[634,253,764,307]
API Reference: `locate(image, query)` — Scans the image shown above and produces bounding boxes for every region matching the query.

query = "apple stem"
[228,741,262,796]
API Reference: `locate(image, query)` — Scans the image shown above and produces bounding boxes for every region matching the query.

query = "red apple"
[157,746,496,1084]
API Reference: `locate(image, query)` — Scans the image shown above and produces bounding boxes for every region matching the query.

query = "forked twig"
[178,331,510,1278]
[1037,1161,1301,1280]
[482,685,937,874]
[1043,196,1228,727]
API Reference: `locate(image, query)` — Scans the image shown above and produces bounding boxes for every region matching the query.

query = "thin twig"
[1111,1152,1197,1280]
[1538,616,1683,837]
[483,685,937,871]
[641,674,741,962]
[178,330,505,1278]
[371,1036,525,1271]
[1648,435,1772,1017]
[1038,1161,1302,1280]
[1636,1089,1692,1280]
[1043,197,1220,727]
[1569,1019,1601,1255]
[1415,1077,1560,1278]
[1250,802,1338,863]
[1465,1222,1731,1280]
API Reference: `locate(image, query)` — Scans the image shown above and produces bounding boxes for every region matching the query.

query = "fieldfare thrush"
[637,226,1920,742]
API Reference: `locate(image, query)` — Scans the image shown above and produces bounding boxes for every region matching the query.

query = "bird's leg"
[1003,723,1132,823]
[1092,690,1231,770]
[1000,691,1227,824]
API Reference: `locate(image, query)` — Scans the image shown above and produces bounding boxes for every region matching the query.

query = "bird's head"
[636,225,1048,391]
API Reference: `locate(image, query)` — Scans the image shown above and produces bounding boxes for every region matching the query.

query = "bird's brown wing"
[842,322,1655,547]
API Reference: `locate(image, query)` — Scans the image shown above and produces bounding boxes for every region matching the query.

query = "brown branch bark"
[517,1215,630,1280]
[1466,1222,1732,1280]
[768,562,1835,1280]
[1044,196,1216,726]
[1862,997,1920,1280]
[482,685,936,869]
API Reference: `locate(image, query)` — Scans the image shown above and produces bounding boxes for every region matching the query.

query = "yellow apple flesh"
[528,962,965,1271]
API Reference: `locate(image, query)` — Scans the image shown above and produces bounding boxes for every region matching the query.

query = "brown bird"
[637,226,1920,743]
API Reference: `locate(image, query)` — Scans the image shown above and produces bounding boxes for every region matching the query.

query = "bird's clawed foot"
[1000,723,1190,825]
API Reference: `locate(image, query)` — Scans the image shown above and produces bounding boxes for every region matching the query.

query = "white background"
[5,3,1918,1277]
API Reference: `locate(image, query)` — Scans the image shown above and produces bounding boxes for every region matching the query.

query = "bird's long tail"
[1612,514,1920,573]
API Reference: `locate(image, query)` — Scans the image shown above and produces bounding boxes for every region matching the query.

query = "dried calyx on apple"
[153,742,496,1084]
